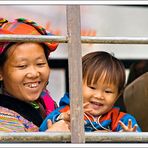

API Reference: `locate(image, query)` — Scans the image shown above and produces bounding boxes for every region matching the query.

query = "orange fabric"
[0,18,58,55]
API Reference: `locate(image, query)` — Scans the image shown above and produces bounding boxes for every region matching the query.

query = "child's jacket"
[39,93,142,132]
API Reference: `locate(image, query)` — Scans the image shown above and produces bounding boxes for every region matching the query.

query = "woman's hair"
[82,51,126,93]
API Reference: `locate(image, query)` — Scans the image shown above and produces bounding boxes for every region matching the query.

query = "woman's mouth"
[24,81,41,88]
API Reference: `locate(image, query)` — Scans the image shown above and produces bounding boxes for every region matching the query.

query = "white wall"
[1,5,148,59]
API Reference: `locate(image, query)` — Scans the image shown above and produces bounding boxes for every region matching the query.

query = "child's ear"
[115,89,122,99]
[117,90,123,98]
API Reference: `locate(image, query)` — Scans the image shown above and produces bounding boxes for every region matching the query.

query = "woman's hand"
[46,119,70,132]
[119,119,138,132]
[57,111,70,122]
[47,102,92,132]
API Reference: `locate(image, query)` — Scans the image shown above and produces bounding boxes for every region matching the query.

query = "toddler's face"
[82,79,119,117]
[1,42,50,102]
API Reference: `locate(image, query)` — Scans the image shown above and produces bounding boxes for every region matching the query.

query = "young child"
[40,51,142,132]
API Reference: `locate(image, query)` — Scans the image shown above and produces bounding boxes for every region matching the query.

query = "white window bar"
[2,35,148,44]
[0,132,148,143]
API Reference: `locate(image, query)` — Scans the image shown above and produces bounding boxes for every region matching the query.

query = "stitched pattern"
[0,106,38,132]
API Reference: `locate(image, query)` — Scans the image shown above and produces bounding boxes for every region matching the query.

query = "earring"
[46,81,49,85]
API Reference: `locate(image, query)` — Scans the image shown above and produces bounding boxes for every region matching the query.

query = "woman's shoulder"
[0,106,39,132]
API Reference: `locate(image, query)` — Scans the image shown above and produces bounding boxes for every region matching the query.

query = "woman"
[0,18,69,132]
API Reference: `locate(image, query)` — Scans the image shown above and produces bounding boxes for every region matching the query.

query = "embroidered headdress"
[0,18,58,55]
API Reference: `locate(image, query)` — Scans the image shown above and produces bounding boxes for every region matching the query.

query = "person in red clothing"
[0,18,69,132]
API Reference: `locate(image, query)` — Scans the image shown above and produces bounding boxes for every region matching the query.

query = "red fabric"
[0,18,58,55]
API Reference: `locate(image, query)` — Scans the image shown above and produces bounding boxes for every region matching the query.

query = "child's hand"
[83,102,92,113]
[119,119,138,132]
[58,102,92,122]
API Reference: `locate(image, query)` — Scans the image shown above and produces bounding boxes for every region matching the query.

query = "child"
[40,51,142,132]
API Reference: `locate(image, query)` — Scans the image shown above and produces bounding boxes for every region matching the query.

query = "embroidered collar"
[0,94,43,127]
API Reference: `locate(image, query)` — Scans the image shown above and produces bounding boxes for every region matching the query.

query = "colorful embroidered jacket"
[39,93,142,132]
[0,89,56,132]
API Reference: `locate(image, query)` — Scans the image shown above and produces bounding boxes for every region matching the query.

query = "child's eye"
[88,86,96,90]
[105,90,113,93]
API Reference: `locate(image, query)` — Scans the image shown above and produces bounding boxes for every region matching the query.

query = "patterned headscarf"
[0,18,58,55]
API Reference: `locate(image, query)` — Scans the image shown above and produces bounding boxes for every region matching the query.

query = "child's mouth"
[90,101,103,110]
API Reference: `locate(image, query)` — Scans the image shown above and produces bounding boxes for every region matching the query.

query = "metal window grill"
[0,5,148,143]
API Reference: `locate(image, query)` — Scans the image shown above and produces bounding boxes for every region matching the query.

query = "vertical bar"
[66,5,85,143]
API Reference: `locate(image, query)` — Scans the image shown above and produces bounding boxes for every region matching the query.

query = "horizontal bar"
[1,35,148,44]
[85,132,147,143]
[0,35,68,43]
[0,132,148,143]
[81,36,148,44]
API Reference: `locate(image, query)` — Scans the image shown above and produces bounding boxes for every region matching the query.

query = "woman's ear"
[0,75,3,81]
[0,69,3,81]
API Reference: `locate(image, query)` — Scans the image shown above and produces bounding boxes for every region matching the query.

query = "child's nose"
[94,91,104,99]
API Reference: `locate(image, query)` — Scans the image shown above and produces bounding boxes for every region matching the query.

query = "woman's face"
[0,42,50,102]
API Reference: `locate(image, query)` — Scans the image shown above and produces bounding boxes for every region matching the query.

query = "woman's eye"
[37,63,46,66]
[17,65,27,69]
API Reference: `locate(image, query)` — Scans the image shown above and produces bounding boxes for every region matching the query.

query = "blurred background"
[1,5,148,105]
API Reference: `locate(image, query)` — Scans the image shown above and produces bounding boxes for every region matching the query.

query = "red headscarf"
[0,18,58,55]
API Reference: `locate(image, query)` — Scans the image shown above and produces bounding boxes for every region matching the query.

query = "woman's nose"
[26,67,40,78]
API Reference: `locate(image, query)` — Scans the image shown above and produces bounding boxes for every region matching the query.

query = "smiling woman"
[0,18,69,132]
[1,43,50,102]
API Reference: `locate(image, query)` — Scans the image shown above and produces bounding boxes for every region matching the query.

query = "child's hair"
[82,51,126,93]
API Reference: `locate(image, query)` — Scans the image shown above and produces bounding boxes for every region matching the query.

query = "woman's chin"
[24,94,40,102]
